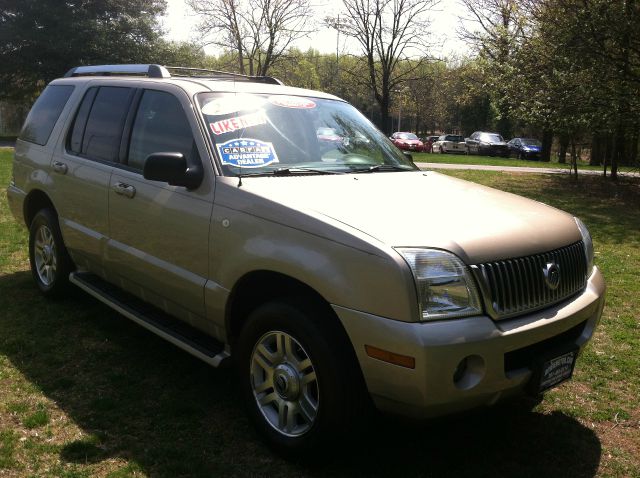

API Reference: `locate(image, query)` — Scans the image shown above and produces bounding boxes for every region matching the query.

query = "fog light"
[453,355,486,390]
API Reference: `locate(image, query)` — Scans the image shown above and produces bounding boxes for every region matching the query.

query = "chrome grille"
[472,241,588,320]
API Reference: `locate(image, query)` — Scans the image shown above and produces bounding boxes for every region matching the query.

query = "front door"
[106,87,214,326]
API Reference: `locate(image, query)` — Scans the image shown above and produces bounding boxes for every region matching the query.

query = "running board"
[69,272,230,367]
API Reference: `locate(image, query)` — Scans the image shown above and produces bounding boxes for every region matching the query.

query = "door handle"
[113,182,136,199]
[52,161,68,174]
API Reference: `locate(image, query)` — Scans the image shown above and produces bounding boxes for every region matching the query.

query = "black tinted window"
[68,87,98,154]
[82,87,133,162]
[128,90,194,170]
[20,85,74,146]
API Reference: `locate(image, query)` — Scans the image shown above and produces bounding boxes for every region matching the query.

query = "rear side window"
[19,85,75,146]
[127,90,195,171]
[78,87,134,162]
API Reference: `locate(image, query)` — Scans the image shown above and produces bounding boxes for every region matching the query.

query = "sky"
[161,0,472,59]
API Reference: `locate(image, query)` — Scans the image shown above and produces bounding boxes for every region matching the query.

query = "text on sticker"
[210,111,267,135]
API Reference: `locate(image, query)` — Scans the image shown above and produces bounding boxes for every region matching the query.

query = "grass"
[413,152,605,170]
[1,148,639,476]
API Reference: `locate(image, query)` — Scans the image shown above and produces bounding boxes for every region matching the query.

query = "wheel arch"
[23,189,56,227]
[225,270,355,357]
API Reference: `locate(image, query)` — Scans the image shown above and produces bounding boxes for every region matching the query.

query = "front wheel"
[236,300,365,457]
[28,208,73,298]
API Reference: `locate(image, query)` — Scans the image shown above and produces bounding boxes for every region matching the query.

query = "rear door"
[51,85,134,273]
[106,86,214,326]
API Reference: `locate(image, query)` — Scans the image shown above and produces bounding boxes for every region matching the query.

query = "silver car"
[7,64,605,456]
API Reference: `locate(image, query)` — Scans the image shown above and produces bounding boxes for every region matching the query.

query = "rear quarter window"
[19,85,75,146]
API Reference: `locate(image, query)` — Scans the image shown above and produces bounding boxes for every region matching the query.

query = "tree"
[188,0,314,76]
[458,0,528,138]
[0,0,167,101]
[504,0,640,176]
[331,0,437,134]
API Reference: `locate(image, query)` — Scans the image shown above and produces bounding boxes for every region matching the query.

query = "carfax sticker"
[210,111,267,135]
[268,95,316,109]
[216,138,279,168]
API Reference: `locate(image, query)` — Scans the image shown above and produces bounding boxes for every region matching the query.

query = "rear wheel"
[236,299,366,457]
[28,208,73,298]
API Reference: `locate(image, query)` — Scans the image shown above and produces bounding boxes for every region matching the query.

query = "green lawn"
[1,148,639,477]
[413,152,604,170]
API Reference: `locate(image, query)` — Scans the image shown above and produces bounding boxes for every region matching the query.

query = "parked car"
[508,138,543,160]
[432,134,466,154]
[420,135,440,153]
[390,132,425,152]
[7,64,605,457]
[465,131,510,157]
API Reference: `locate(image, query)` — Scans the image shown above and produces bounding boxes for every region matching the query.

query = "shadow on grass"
[0,271,602,477]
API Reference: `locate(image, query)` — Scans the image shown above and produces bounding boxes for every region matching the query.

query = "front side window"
[128,90,195,170]
[197,93,416,175]
[20,85,75,146]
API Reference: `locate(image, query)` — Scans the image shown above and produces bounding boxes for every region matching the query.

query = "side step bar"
[69,272,230,367]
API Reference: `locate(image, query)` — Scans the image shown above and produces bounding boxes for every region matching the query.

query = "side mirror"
[143,152,203,189]
[402,151,413,161]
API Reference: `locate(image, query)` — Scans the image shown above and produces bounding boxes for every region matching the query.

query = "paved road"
[416,162,639,177]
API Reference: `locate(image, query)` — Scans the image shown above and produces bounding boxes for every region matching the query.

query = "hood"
[523,145,541,151]
[237,171,581,264]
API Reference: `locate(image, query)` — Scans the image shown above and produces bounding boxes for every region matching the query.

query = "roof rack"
[63,64,284,85]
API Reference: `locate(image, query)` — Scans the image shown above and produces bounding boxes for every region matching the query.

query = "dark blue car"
[507,138,542,160]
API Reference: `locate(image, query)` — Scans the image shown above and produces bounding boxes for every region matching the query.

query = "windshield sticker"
[268,95,316,109]
[202,95,266,116]
[210,111,267,135]
[217,139,279,168]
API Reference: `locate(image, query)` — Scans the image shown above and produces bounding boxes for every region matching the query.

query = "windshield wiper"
[236,167,346,185]
[349,164,416,173]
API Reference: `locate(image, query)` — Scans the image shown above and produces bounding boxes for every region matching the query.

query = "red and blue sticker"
[217,138,279,168]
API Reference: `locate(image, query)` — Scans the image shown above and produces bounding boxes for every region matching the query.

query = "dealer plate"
[538,350,577,392]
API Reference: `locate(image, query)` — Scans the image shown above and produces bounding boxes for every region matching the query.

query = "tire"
[28,208,73,298]
[235,299,366,457]
[440,146,446,154]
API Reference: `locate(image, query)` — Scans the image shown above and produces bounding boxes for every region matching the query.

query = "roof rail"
[64,64,171,78]
[164,66,284,85]
[63,64,284,85]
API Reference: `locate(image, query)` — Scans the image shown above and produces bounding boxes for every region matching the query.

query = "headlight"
[575,217,594,274]
[396,248,482,321]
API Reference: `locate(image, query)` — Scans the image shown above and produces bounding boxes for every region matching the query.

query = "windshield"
[521,138,542,146]
[445,135,464,142]
[397,133,419,140]
[479,133,504,143]
[197,93,416,175]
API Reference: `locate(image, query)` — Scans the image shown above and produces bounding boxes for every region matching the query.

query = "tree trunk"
[590,132,601,166]
[558,134,569,164]
[541,130,553,162]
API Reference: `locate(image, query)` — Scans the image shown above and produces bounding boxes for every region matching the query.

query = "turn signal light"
[365,345,415,369]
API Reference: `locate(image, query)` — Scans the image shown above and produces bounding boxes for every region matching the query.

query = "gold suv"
[7,64,605,455]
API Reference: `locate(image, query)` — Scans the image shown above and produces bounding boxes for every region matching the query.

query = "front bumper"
[333,267,605,418]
